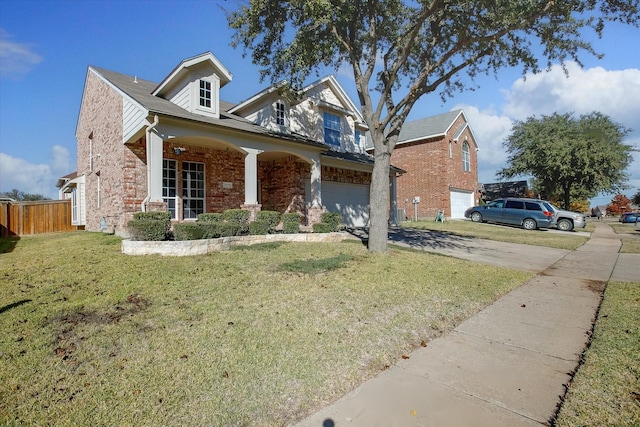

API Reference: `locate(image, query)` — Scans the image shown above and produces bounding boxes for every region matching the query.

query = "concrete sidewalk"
[297,222,636,426]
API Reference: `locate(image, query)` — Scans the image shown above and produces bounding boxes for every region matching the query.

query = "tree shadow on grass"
[0,236,20,253]
[0,299,32,314]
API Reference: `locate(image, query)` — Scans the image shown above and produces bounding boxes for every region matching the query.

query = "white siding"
[169,85,190,110]
[122,98,146,143]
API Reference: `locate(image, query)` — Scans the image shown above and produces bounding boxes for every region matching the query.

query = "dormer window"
[275,101,286,126]
[199,80,212,108]
[324,112,341,146]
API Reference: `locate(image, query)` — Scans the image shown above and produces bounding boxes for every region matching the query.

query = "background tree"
[228,1,639,252]
[498,112,633,210]
[607,193,631,215]
[632,190,640,207]
[3,189,50,201]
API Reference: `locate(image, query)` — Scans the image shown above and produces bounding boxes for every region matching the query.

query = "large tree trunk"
[368,146,391,253]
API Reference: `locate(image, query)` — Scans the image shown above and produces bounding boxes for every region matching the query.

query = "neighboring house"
[481,180,529,202]
[369,110,479,220]
[60,51,403,236]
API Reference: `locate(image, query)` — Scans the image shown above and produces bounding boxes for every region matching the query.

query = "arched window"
[462,142,471,172]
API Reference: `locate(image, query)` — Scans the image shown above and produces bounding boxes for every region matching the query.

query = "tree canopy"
[2,188,50,202]
[228,0,639,252]
[498,112,634,209]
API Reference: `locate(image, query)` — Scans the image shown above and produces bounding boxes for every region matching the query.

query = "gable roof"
[365,109,478,150]
[152,51,233,97]
[229,75,366,125]
[87,66,327,149]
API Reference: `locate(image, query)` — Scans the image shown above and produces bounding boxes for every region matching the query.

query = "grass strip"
[555,281,640,426]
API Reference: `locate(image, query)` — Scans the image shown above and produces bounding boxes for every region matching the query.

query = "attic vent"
[134,76,138,84]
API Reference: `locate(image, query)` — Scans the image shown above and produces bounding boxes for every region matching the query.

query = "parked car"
[465,198,556,230]
[619,212,640,223]
[546,203,587,231]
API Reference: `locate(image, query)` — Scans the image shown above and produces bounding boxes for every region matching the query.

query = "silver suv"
[465,198,556,230]
[546,203,586,231]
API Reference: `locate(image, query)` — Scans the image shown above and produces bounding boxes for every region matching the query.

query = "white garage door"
[307,181,370,227]
[450,190,474,219]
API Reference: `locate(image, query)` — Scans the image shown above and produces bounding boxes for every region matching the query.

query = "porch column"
[147,130,164,203]
[243,148,262,205]
[307,156,323,225]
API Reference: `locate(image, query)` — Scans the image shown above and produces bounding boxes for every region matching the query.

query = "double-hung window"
[462,142,471,172]
[182,161,205,219]
[275,101,286,126]
[199,80,212,108]
[323,112,341,146]
[163,159,178,219]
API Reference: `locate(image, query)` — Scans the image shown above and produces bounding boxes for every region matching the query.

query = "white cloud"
[0,28,43,79]
[453,104,513,183]
[503,61,640,127]
[457,62,640,194]
[0,145,72,198]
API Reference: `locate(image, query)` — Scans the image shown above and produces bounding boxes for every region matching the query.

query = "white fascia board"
[443,109,464,135]
[76,67,149,139]
[302,75,366,126]
[153,52,233,96]
[396,132,446,146]
[228,80,289,115]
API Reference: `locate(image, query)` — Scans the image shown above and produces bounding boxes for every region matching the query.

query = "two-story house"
[60,52,401,235]
[370,110,479,220]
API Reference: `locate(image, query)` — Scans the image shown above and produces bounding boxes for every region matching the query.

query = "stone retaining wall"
[122,232,350,256]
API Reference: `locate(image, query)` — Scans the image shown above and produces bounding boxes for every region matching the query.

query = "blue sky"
[1,0,639,207]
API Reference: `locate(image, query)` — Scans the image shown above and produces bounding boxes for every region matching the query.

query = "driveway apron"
[297,222,628,427]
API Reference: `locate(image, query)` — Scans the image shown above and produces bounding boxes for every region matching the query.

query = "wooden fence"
[0,200,76,237]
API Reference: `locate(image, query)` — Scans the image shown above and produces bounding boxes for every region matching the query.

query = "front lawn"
[401,219,589,250]
[609,222,640,253]
[554,281,640,426]
[1,232,531,426]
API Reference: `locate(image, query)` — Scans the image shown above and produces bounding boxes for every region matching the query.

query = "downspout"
[141,115,160,212]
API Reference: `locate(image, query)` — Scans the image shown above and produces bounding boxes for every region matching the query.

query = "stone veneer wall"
[122,232,349,256]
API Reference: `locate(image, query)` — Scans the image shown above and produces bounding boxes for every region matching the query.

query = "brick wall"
[392,116,478,220]
[76,71,128,233]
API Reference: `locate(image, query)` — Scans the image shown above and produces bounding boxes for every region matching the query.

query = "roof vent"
[134,76,138,84]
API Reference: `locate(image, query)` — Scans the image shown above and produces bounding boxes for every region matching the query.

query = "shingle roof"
[397,109,463,143]
[90,66,326,149]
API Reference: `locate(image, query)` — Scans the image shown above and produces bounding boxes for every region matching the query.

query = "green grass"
[401,219,589,250]
[0,232,531,426]
[554,281,640,426]
[609,222,640,253]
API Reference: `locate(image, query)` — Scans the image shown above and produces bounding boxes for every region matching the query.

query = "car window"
[505,200,524,209]
[487,200,504,208]
[543,202,555,212]
[525,202,542,211]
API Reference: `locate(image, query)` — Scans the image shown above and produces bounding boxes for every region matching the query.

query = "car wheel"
[557,218,573,231]
[523,218,537,230]
[470,212,483,223]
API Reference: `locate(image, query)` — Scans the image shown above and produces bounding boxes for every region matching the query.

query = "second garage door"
[450,190,474,219]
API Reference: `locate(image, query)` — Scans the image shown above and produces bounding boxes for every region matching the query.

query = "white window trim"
[182,161,206,220]
[163,159,178,220]
[323,111,341,147]
[462,141,471,172]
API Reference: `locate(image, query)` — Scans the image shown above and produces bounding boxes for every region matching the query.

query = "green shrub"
[256,211,281,232]
[197,213,223,223]
[249,220,271,235]
[223,209,250,224]
[223,209,250,235]
[127,211,171,241]
[199,223,221,239]
[127,218,170,241]
[173,223,204,241]
[133,211,172,222]
[219,222,241,237]
[312,222,334,233]
[282,213,301,234]
[321,212,344,232]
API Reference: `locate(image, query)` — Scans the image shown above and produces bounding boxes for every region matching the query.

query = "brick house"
[60,52,405,236]
[371,110,479,220]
